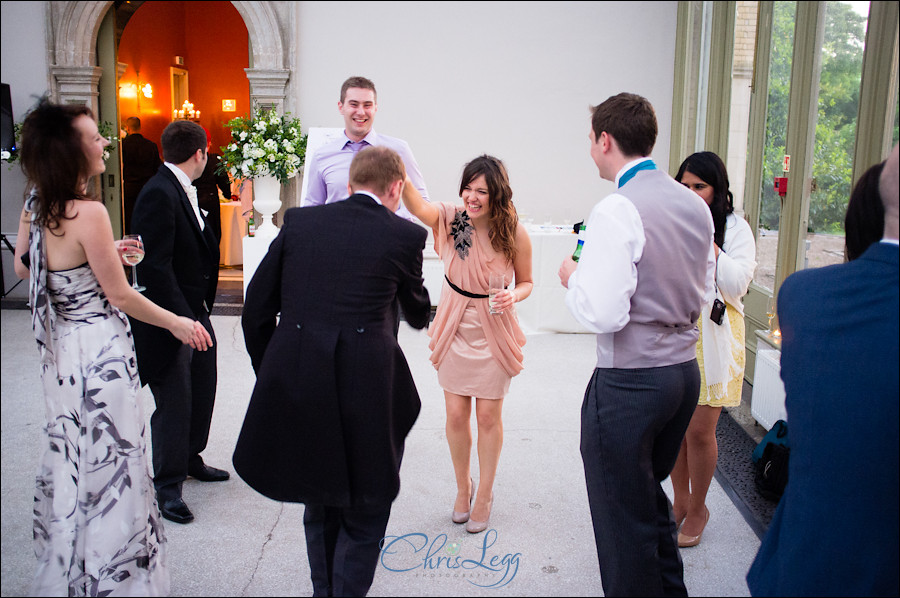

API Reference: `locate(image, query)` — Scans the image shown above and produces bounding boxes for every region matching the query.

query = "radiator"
[751,348,787,431]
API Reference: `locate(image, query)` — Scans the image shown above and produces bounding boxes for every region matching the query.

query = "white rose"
[263,139,277,151]
[255,121,266,132]
[239,131,247,141]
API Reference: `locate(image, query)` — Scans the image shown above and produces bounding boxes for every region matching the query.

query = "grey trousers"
[580,360,700,597]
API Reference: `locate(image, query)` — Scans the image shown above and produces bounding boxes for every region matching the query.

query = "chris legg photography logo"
[379,529,521,588]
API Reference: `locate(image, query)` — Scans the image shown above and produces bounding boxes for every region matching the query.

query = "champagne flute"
[489,272,505,315]
[122,234,146,292]
[765,295,776,333]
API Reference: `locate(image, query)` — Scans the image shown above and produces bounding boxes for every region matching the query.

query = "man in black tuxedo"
[234,146,431,597]
[121,116,161,235]
[131,120,228,525]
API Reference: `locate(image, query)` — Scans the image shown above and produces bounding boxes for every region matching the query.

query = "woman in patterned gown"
[401,155,532,533]
[13,99,212,596]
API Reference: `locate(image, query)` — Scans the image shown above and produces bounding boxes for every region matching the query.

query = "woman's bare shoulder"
[67,199,107,221]
[515,221,532,243]
[55,199,111,241]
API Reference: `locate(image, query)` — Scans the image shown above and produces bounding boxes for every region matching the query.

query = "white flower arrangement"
[219,106,307,184]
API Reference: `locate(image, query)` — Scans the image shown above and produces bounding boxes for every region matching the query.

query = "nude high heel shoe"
[452,478,475,524]
[465,493,493,534]
[677,507,710,548]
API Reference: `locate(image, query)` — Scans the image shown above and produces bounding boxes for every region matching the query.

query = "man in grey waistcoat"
[559,92,715,596]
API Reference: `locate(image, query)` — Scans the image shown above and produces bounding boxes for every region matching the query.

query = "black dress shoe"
[188,463,230,482]
[160,497,194,524]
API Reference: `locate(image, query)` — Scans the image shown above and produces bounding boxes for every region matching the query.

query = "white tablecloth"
[515,226,588,334]
[220,202,244,266]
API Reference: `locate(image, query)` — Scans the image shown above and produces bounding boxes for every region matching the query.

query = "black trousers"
[303,503,392,597]
[580,361,700,597]
[148,310,217,501]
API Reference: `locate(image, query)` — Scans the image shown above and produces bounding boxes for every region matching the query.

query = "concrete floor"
[1,308,762,596]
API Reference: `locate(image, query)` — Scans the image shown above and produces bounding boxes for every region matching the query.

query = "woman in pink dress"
[401,155,532,533]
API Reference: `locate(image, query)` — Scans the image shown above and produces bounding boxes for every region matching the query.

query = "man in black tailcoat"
[233,146,430,597]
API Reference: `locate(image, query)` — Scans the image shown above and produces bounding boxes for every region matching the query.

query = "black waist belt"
[445,275,489,299]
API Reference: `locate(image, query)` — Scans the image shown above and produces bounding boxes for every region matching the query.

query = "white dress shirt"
[565,160,716,368]
[165,162,205,230]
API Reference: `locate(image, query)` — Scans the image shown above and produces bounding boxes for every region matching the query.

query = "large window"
[672,0,900,381]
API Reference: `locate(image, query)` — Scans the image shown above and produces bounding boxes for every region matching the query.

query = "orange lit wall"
[117,1,249,158]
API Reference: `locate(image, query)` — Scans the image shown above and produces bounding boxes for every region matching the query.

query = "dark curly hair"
[459,155,518,262]
[19,98,95,233]
[675,151,734,248]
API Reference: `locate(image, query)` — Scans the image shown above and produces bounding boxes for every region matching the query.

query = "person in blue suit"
[747,144,899,596]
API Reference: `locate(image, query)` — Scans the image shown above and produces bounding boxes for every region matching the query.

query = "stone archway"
[48,1,289,114]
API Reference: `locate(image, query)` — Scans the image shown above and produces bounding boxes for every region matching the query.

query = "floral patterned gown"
[27,199,169,596]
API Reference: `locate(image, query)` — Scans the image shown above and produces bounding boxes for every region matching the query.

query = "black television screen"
[1,83,14,155]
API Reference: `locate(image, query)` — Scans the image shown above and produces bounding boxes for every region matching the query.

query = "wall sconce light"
[119,83,138,99]
[222,99,236,112]
[140,83,153,98]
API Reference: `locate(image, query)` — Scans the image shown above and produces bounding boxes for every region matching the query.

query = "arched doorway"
[48,1,289,306]
[47,1,289,113]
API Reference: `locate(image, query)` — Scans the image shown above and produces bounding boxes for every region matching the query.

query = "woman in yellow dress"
[671,151,757,547]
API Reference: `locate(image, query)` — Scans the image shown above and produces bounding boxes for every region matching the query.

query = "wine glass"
[122,234,146,292]
[489,272,505,315]
[765,295,776,333]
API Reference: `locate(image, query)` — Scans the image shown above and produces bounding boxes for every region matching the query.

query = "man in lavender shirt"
[301,76,429,221]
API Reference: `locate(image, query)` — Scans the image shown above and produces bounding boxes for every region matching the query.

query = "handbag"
[752,419,790,501]
[752,419,788,463]
[755,442,790,501]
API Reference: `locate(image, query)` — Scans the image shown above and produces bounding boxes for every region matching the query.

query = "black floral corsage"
[450,210,474,260]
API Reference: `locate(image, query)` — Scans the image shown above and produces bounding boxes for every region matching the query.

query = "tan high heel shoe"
[677,507,709,548]
[465,493,493,534]
[452,478,475,524]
